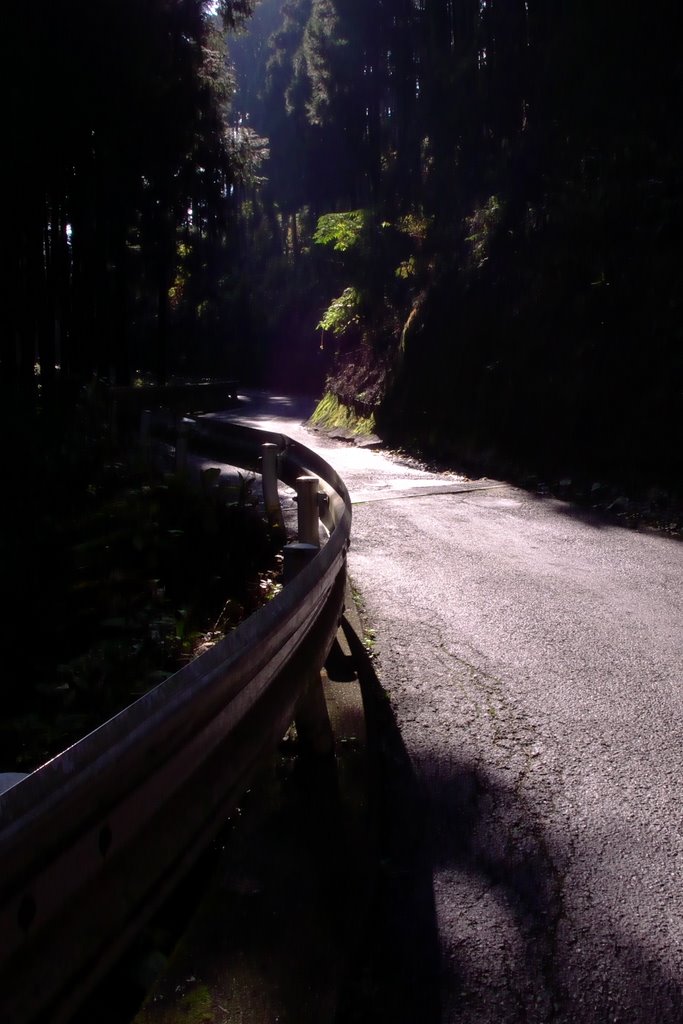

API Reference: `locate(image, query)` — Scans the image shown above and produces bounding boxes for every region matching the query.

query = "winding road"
[217,392,683,1024]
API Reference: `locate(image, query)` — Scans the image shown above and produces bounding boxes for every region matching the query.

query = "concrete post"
[283,542,334,756]
[261,443,284,532]
[296,475,320,547]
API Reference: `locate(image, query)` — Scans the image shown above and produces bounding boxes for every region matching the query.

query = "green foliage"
[362,627,377,657]
[302,0,346,125]
[2,394,284,771]
[396,213,432,243]
[310,391,376,435]
[395,257,417,280]
[465,195,504,269]
[317,286,361,335]
[136,980,215,1024]
[228,125,271,188]
[313,210,370,252]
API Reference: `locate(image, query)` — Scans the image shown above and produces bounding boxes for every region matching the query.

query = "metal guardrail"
[110,379,239,418]
[0,419,351,1024]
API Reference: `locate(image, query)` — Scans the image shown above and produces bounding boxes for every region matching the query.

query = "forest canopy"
[227,0,682,488]
[2,0,262,404]
[2,0,681,489]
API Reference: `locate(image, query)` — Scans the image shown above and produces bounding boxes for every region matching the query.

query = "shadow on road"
[425,749,683,1023]
[380,438,682,540]
[338,618,442,1024]
[342,620,683,1024]
[547,495,683,539]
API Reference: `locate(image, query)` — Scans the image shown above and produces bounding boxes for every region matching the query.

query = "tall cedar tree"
[1,0,253,407]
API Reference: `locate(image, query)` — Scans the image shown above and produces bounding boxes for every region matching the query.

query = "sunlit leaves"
[395,257,417,279]
[465,195,504,269]
[317,286,361,334]
[312,209,370,252]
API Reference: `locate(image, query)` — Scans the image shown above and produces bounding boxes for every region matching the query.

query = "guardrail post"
[0,422,351,1024]
[283,541,318,583]
[296,475,320,547]
[284,542,334,756]
[261,443,284,532]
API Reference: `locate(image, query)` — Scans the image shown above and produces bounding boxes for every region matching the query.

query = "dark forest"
[3,0,682,488]
[1,5,681,1018]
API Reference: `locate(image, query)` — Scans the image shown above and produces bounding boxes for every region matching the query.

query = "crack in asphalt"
[351,484,505,505]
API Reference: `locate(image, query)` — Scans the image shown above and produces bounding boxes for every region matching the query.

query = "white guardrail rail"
[0,417,352,1024]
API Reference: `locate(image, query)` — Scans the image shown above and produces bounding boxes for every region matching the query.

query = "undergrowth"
[310,392,376,436]
[2,392,282,773]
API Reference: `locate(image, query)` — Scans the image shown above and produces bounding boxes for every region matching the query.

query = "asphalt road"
[217,392,683,1024]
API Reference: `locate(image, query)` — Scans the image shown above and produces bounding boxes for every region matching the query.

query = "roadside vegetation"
[2,388,282,773]
[310,392,376,438]
[227,1,681,502]
[4,2,681,769]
